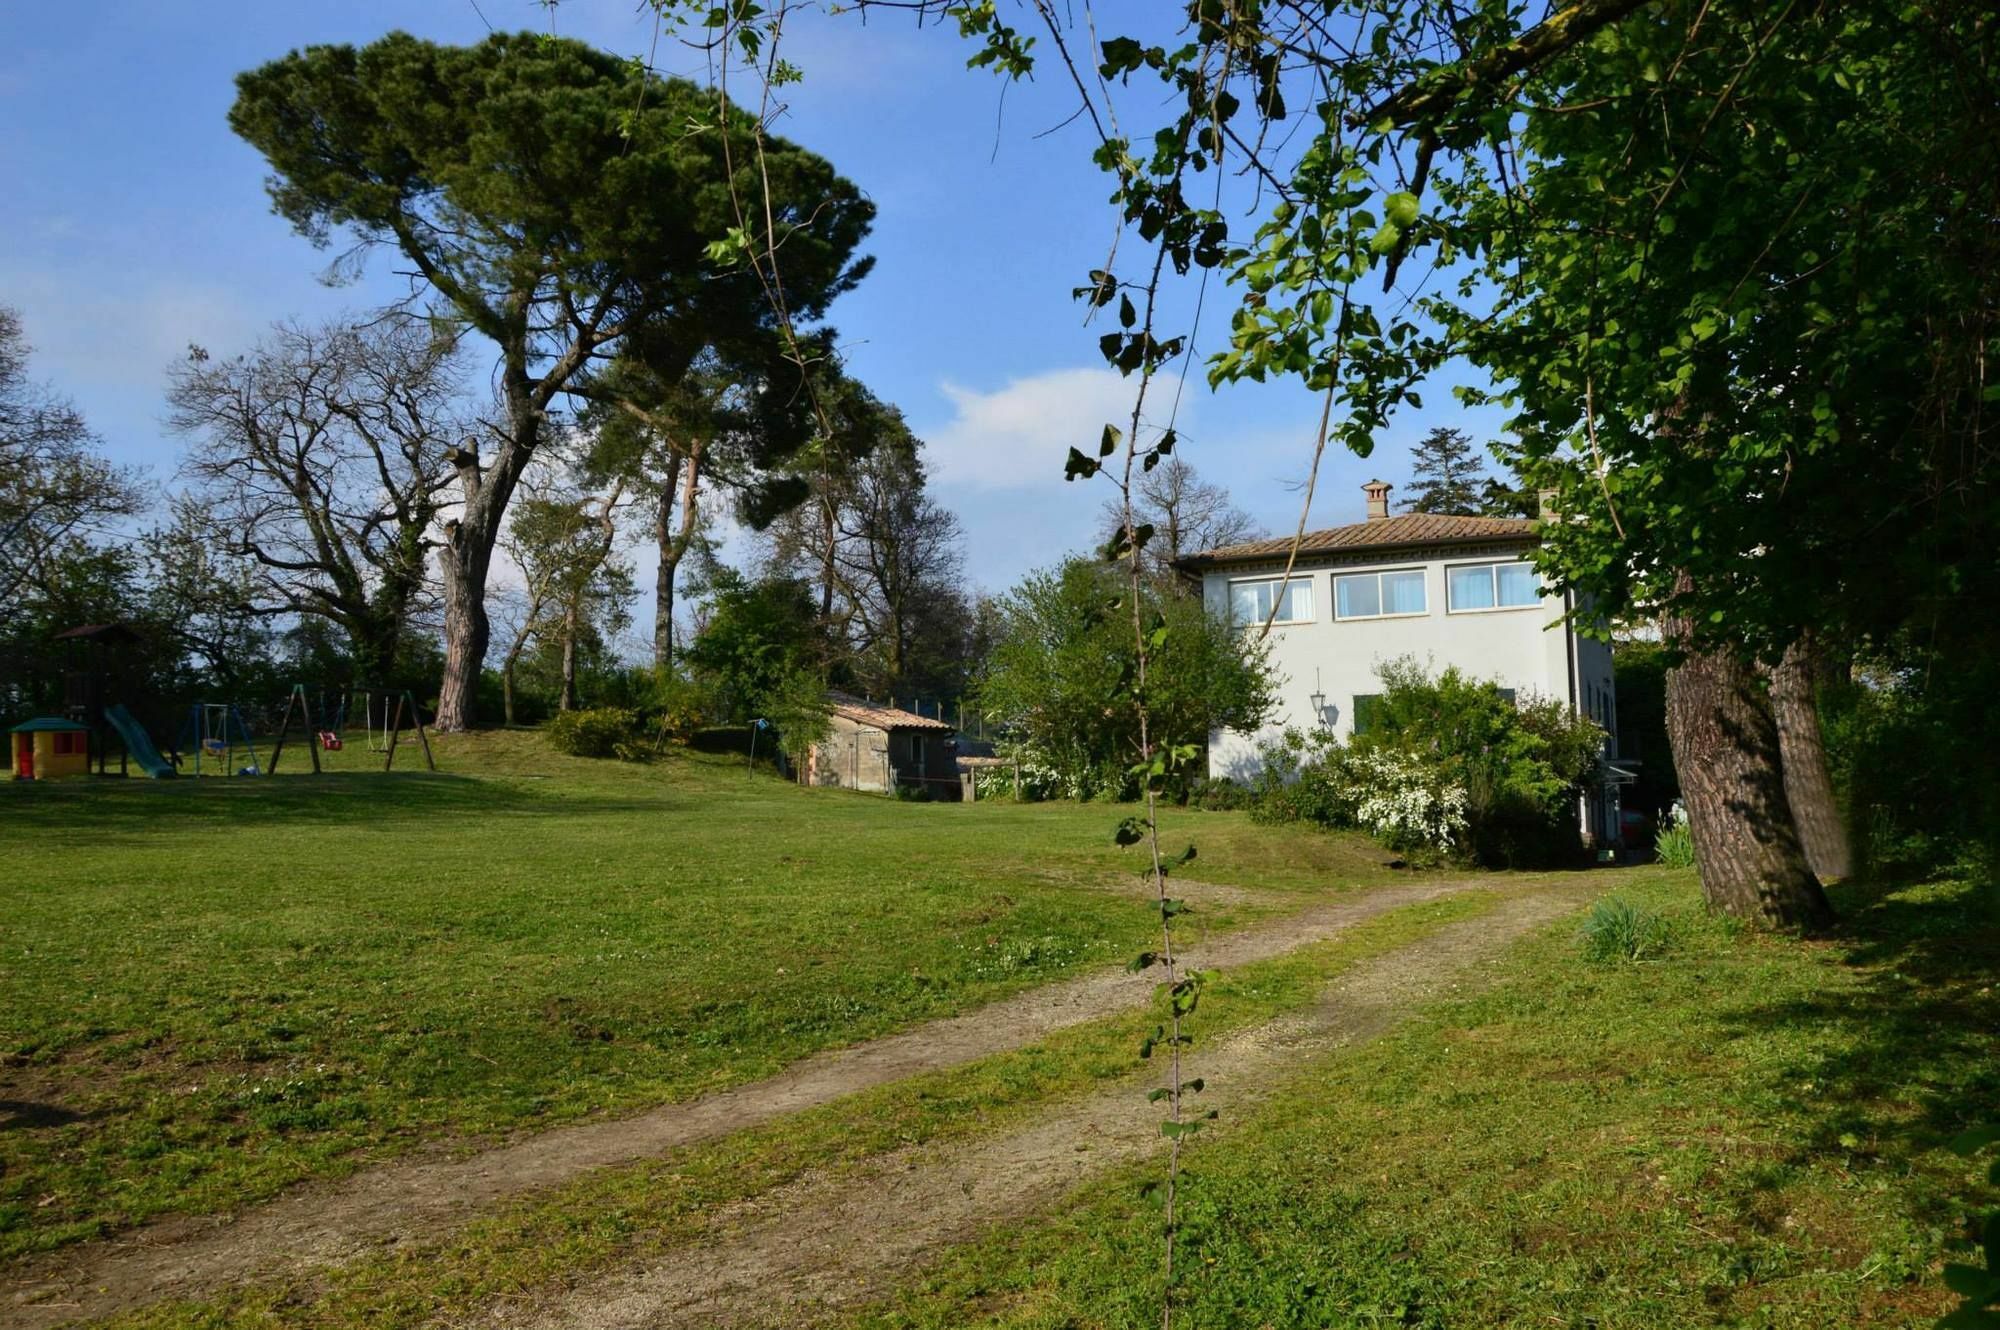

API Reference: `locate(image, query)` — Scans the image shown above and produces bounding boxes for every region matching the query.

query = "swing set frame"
[268,684,436,774]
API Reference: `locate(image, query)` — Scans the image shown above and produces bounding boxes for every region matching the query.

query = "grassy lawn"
[0,731,1399,1259]
[106,890,1509,1328]
[850,871,2000,1329]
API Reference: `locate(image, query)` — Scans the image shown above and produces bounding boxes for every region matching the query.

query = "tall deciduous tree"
[0,306,142,615]
[168,318,462,687]
[578,338,823,669]
[498,474,631,717]
[1096,457,1260,591]
[230,32,872,727]
[761,383,975,698]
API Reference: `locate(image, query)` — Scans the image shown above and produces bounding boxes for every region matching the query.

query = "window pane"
[1335,574,1380,618]
[1448,565,1495,610]
[1278,579,1314,622]
[1352,694,1381,735]
[1229,581,1265,624]
[1495,561,1540,606]
[1382,570,1427,615]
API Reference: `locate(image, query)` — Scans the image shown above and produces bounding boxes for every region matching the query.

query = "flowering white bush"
[1349,750,1470,860]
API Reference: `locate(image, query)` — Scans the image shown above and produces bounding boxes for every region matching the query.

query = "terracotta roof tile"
[826,692,955,732]
[1179,513,1538,568]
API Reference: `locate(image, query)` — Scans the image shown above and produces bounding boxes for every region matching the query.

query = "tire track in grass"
[473,884,1602,1330]
[7,877,1503,1328]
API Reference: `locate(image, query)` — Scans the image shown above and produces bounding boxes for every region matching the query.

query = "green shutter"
[1352,694,1381,735]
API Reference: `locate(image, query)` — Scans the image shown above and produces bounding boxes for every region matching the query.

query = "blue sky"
[0,0,1506,628]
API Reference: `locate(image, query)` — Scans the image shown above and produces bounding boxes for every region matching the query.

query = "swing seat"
[203,739,227,755]
[318,731,343,751]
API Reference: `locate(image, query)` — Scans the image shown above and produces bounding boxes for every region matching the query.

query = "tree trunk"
[435,415,535,732]
[559,604,579,712]
[654,477,678,670]
[502,663,517,728]
[437,529,492,732]
[652,444,702,671]
[1665,616,1835,931]
[1767,633,1853,880]
[350,610,403,693]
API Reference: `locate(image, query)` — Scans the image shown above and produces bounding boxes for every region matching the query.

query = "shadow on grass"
[1716,872,2000,1214]
[0,771,684,838]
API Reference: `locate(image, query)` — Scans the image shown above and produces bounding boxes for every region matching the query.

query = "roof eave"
[1179,530,1541,572]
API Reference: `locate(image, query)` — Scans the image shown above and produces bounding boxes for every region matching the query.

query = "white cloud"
[924,366,1179,491]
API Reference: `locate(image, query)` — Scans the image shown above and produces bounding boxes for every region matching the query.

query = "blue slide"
[104,704,176,778]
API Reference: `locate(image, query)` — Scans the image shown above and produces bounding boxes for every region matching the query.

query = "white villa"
[1177,481,1625,846]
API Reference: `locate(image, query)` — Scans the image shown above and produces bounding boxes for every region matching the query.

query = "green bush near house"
[1251,658,1605,867]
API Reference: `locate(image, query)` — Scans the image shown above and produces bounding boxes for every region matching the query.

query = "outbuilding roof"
[9,716,90,733]
[1177,513,1538,570]
[826,692,955,733]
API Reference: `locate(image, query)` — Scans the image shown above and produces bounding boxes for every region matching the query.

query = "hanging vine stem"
[1015,6,1245,1321]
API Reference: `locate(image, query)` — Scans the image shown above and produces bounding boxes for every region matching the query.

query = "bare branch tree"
[0,306,144,614]
[1097,457,1261,591]
[168,317,466,686]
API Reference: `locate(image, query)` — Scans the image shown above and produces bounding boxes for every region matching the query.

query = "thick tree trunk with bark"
[435,400,536,731]
[437,525,493,732]
[1766,633,1853,881]
[1665,613,1835,931]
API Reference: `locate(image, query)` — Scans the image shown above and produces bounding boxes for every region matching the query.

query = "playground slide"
[104,704,176,779]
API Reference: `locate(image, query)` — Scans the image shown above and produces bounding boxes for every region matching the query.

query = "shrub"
[1186,775,1249,812]
[1356,658,1604,867]
[1577,897,1675,963]
[647,671,720,745]
[1654,801,1696,867]
[1247,729,1467,863]
[1248,728,1361,828]
[544,707,639,758]
[1248,661,1602,867]
[1348,749,1470,862]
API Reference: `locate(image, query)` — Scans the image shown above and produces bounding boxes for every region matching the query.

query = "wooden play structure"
[10,717,92,781]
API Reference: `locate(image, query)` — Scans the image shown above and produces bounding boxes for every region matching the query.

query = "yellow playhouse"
[10,717,91,781]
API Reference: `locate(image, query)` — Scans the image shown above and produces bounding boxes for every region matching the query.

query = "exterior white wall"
[1203,541,1612,782]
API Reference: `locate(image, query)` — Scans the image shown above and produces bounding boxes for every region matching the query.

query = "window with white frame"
[1228,576,1314,626]
[1333,568,1427,619]
[1446,559,1542,612]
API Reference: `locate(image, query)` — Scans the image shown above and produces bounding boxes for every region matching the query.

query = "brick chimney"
[1363,479,1393,521]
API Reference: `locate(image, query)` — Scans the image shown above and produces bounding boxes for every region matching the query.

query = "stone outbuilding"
[805,693,958,798]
